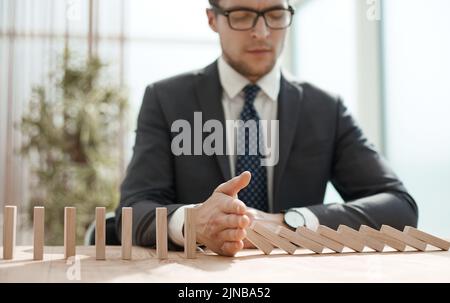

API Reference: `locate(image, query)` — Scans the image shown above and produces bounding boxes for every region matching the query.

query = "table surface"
[1,245,450,282]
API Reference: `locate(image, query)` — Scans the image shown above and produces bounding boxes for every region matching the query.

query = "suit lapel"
[273,76,304,211]
[195,61,231,181]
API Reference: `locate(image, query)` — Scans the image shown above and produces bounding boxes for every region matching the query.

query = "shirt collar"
[217,56,280,102]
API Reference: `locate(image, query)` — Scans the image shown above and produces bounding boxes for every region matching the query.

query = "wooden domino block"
[338,225,384,252]
[245,228,274,255]
[3,205,17,260]
[33,207,45,260]
[380,225,427,251]
[121,207,133,260]
[184,208,197,259]
[359,225,406,251]
[251,222,297,254]
[276,226,324,253]
[64,207,76,259]
[156,207,168,259]
[297,226,344,253]
[317,225,365,252]
[404,226,449,251]
[95,207,106,260]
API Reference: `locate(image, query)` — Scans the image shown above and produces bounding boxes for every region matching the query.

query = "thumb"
[215,171,251,197]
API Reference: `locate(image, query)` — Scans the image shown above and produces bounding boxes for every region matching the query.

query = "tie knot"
[243,84,261,104]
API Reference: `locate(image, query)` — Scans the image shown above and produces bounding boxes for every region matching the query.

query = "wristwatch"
[283,208,306,230]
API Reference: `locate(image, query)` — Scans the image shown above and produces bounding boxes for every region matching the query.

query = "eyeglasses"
[211,4,295,31]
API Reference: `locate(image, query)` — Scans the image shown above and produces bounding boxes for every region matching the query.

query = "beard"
[222,42,280,82]
[228,56,277,82]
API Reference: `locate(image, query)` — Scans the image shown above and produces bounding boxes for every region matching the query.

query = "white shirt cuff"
[293,207,320,231]
[168,204,197,247]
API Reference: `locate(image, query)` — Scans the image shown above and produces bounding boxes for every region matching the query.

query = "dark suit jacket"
[115,60,418,249]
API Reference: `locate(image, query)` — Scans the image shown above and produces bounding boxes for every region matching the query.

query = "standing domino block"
[404,226,450,251]
[156,207,168,259]
[33,207,45,260]
[3,205,17,260]
[184,208,197,259]
[276,226,324,254]
[246,228,274,255]
[297,226,344,253]
[95,207,106,260]
[359,225,406,251]
[251,222,297,254]
[64,207,76,259]
[338,225,384,252]
[317,225,365,252]
[121,207,133,260]
[381,225,427,251]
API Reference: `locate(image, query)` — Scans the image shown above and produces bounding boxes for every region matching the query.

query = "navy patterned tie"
[235,84,269,212]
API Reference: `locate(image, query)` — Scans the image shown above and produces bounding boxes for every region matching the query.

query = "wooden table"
[1,246,449,282]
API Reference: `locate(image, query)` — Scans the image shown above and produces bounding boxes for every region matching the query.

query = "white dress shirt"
[168,57,319,246]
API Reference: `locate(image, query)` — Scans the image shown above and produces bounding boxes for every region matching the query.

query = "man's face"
[207,0,290,82]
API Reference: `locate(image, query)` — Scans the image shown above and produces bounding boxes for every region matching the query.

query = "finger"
[220,198,247,215]
[218,228,247,242]
[215,171,251,197]
[220,240,244,257]
[245,208,259,222]
[217,214,250,229]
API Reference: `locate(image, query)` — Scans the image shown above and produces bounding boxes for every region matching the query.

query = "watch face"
[285,211,305,229]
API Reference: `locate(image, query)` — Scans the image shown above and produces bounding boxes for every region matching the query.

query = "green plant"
[19,48,128,245]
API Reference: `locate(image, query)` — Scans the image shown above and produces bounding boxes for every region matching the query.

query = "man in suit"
[116,0,418,256]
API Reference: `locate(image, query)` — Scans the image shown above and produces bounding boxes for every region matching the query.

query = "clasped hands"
[193,171,287,256]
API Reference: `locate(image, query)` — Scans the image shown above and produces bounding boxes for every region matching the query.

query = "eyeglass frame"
[210,4,296,31]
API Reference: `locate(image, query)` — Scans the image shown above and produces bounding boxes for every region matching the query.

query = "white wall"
[383,0,450,237]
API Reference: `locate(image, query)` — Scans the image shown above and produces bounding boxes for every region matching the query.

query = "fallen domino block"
[317,225,365,252]
[404,226,450,251]
[245,228,274,255]
[381,225,427,251]
[156,207,168,259]
[276,226,324,254]
[251,222,297,254]
[297,226,344,253]
[96,207,106,260]
[338,225,384,252]
[184,208,197,259]
[359,225,406,251]
[121,207,133,260]
[33,207,45,260]
[3,205,17,260]
[64,207,76,259]
[403,226,450,250]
